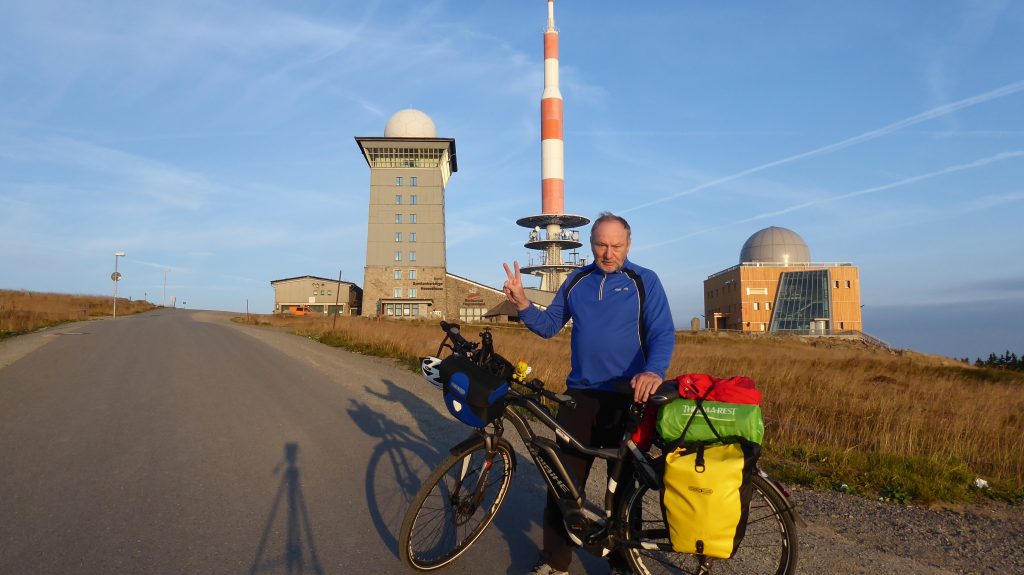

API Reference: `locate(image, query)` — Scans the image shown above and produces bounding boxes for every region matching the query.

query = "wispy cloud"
[130,259,181,273]
[734,151,1024,222]
[941,275,1024,296]
[619,79,1024,214]
[922,0,1010,114]
[635,151,1024,251]
[1,135,218,210]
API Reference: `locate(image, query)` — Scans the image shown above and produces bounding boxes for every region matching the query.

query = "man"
[502,212,675,575]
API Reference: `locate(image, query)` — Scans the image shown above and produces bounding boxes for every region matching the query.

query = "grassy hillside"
[0,289,158,338]
[242,313,1024,505]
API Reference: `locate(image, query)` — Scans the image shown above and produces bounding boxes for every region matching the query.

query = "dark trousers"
[540,389,633,571]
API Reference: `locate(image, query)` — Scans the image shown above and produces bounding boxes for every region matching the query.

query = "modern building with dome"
[703,226,862,334]
[355,109,506,320]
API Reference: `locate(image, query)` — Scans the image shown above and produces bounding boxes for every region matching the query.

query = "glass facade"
[366,147,445,169]
[770,269,832,334]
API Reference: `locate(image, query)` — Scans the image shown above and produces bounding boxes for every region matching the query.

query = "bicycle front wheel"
[399,438,515,571]
[621,473,798,575]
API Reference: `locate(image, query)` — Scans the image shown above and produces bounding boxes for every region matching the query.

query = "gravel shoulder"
[791,485,1023,575]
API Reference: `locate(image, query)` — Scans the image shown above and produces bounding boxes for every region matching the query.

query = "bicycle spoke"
[399,441,515,571]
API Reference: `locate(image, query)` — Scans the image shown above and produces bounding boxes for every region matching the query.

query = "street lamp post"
[113,252,126,318]
[163,268,170,307]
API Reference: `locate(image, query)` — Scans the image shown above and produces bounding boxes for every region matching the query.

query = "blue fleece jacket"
[518,260,675,392]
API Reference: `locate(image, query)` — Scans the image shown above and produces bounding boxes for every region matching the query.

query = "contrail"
[132,259,182,272]
[620,79,1024,214]
[637,151,1024,251]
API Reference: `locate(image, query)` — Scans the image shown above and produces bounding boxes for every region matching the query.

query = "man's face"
[591,220,631,273]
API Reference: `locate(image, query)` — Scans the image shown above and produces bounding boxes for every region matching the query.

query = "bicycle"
[399,322,799,574]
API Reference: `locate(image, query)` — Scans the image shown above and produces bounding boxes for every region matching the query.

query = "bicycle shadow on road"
[347,377,454,557]
[248,442,325,575]
[350,377,573,574]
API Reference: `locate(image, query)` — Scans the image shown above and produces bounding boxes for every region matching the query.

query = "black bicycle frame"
[490,390,637,544]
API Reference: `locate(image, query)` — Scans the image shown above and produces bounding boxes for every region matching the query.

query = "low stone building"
[270,275,362,316]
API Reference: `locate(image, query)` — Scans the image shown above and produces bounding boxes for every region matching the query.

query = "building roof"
[483,300,521,318]
[445,272,503,295]
[353,136,458,172]
[270,275,361,289]
[740,226,811,264]
[524,288,555,307]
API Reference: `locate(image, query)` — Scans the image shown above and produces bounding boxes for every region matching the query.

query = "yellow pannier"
[661,442,760,558]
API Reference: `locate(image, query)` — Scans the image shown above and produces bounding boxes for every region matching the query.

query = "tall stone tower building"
[356,109,457,318]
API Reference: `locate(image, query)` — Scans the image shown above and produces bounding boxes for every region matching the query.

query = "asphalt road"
[0,310,591,575]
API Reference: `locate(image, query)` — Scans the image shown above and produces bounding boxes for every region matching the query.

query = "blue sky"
[1,1,1022,361]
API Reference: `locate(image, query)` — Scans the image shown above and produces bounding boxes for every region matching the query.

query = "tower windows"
[408,288,417,298]
[395,213,402,223]
[410,213,417,224]
[409,251,417,262]
[394,270,402,280]
[395,195,402,204]
[395,176,403,186]
[394,251,402,261]
[410,194,418,205]
[409,232,417,242]
[408,269,417,280]
[410,177,418,186]
[394,288,402,297]
[395,232,402,242]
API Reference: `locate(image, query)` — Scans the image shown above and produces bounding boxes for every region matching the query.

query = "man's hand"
[631,371,663,403]
[502,261,531,312]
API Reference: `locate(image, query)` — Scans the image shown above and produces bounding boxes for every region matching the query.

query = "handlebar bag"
[438,354,509,428]
[661,440,761,558]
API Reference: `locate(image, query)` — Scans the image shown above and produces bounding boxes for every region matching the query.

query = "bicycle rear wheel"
[620,473,798,575]
[399,438,515,571]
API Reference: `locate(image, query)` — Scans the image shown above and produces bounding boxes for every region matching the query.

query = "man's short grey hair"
[590,212,632,242]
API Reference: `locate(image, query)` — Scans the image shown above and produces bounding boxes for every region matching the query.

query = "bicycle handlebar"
[440,321,477,354]
[431,321,677,410]
[515,377,576,410]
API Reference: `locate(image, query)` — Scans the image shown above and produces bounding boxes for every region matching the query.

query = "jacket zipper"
[598,274,607,301]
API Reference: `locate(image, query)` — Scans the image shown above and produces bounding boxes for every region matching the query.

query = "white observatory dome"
[740,226,811,264]
[384,109,437,138]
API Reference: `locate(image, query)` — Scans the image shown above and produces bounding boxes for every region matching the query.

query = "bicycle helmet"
[420,356,444,388]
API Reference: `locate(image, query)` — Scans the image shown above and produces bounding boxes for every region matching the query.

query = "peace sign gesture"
[502,261,531,312]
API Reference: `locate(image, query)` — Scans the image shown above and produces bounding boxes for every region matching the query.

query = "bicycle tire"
[399,438,515,571]
[621,473,798,575]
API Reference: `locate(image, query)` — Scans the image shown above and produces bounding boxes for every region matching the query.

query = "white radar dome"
[384,109,437,138]
[739,226,811,264]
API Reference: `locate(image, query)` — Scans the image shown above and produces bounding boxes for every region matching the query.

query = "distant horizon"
[3,286,1018,363]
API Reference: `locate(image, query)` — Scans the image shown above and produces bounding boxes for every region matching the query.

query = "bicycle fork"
[450,434,503,520]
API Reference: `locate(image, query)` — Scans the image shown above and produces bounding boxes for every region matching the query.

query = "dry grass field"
[244,313,1024,505]
[0,289,157,337]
